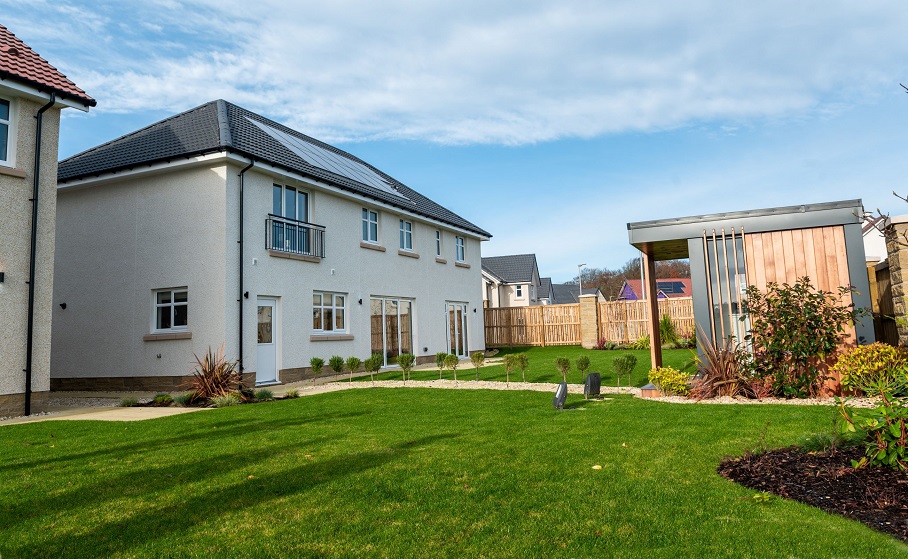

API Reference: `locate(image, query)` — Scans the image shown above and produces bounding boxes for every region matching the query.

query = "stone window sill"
[268,249,320,263]
[0,166,27,179]
[360,241,386,252]
[435,257,447,264]
[455,261,471,269]
[398,249,419,259]
[310,334,354,342]
[144,331,193,341]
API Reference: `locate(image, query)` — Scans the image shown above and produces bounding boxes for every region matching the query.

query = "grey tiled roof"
[57,100,491,238]
[481,254,538,283]
[539,277,553,300]
[551,284,600,305]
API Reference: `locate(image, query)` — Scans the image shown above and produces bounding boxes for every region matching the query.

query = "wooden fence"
[484,297,695,347]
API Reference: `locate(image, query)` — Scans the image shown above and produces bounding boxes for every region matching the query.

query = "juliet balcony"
[266,214,326,261]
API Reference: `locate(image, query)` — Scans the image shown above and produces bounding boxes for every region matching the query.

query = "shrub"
[470,351,485,381]
[516,353,529,382]
[596,338,618,351]
[837,380,908,470]
[831,343,908,393]
[503,354,518,384]
[328,355,345,377]
[742,278,866,398]
[396,353,414,381]
[310,357,325,377]
[210,393,243,408]
[345,356,362,383]
[181,345,242,401]
[151,394,173,407]
[365,353,385,383]
[119,397,139,407]
[436,352,448,379]
[631,335,650,350]
[659,315,678,345]
[576,355,591,382]
[554,357,571,383]
[612,354,637,387]
[254,389,274,401]
[284,388,300,399]
[173,393,194,407]
[690,329,755,400]
[444,354,459,381]
[648,366,689,396]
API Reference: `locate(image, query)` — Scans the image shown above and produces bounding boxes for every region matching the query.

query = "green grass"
[1,390,905,558]
[362,346,695,386]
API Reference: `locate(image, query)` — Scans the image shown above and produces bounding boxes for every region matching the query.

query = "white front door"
[446,302,468,358]
[256,298,278,384]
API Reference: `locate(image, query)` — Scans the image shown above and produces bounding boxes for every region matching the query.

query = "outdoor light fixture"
[0,272,4,283]
[59,303,66,309]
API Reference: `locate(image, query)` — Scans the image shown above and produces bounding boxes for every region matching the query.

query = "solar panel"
[246,117,407,199]
[656,281,686,294]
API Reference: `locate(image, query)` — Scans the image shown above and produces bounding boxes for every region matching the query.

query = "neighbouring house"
[862,215,887,264]
[616,278,692,301]
[481,254,543,308]
[538,277,554,305]
[550,283,605,305]
[0,24,94,417]
[51,100,490,391]
[627,199,874,369]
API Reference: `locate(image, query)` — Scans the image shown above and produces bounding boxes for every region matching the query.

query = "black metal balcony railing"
[266,214,326,259]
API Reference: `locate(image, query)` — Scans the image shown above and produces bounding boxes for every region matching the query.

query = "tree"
[554,357,571,383]
[571,258,691,300]
[516,353,529,382]
[397,353,415,382]
[470,351,485,381]
[444,354,459,382]
[345,356,362,383]
[309,357,325,378]
[328,355,345,379]
[435,352,448,380]
[364,354,383,385]
[576,355,591,382]
[503,354,518,385]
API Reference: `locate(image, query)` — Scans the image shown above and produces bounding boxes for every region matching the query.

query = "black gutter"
[24,92,56,416]
[237,159,255,374]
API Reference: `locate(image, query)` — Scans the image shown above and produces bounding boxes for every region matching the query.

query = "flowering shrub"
[648,366,689,396]
[831,343,908,393]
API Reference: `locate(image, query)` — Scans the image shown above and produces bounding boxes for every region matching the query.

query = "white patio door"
[446,302,468,358]
[370,297,413,366]
[256,297,278,384]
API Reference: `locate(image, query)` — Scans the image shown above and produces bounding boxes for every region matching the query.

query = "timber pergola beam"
[641,244,663,369]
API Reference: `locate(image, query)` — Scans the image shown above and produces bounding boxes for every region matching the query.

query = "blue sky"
[5,1,908,282]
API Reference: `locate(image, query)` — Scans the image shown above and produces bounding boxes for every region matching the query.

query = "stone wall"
[885,218,908,346]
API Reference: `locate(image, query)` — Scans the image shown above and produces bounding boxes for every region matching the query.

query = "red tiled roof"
[0,23,95,107]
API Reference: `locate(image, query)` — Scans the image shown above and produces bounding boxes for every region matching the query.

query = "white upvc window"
[0,97,11,166]
[516,285,524,298]
[455,236,465,262]
[273,183,309,221]
[153,288,188,332]
[435,230,442,256]
[313,291,346,332]
[399,219,413,250]
[362,208,379,243]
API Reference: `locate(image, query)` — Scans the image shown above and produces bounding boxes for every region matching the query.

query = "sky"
[4,1,908,283]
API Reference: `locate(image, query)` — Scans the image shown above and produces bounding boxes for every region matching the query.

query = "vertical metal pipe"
[712,229,726,340]
[702,230,716,346]
[237,159,255,376]
[721,228,734,341]
[24,93,56,416]
[730,227,742,340]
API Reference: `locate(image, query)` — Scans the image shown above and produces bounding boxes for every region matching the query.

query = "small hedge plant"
[831,342,908,393]
[648,366,689,396]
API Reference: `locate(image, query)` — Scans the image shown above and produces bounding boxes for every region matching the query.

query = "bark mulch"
[719,446,908,543]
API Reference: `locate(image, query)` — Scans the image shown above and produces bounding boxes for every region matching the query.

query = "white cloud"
[5,0,907,145]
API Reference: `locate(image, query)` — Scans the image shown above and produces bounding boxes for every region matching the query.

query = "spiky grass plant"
[690,327,755,400]
[181,345,242,402]
[209,393,242,408]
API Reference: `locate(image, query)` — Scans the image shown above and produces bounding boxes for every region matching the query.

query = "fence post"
[579,295,599,349]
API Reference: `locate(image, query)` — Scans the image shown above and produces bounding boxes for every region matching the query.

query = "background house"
[616,278,692,301]
[538,277,554,305]
[481,254,543,308]
[0,24,94,416]
[51,100,489,390]
[550,284,605,305]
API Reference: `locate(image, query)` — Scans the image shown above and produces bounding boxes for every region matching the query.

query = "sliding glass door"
[370,297,413,366]
[446,302,468,358]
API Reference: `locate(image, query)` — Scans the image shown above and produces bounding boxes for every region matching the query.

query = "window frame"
[515,285,524,299]
[313,291,347,333]
[272,183,310,222]
[455,236,465,262]
[362,208,379,244]
[152,288,188,333]
[0,96,13,167]
[435,230,442,257]
[399,219,413,251]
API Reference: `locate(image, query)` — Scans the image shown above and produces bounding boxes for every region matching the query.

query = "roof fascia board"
[481,270,504,284]
[628,201,862,246]
[57,151,230,190]
[239,155,490,240]
[0,79,89,111]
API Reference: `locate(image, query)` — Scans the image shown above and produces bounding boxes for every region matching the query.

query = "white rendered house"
[51,101,489,390]
[481,254,543,308]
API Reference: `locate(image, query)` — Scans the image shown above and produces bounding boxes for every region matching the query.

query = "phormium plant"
[690,327,756,400]
[741,277,866,398]
[182,345,243,402]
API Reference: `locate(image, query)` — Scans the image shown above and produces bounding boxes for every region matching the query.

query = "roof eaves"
[0,70,95,107]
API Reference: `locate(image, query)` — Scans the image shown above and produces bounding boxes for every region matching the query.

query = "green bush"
[283,388,300,399]
[470,351,485,381]
[310,357,325,376]
[554,357,571,383]
[328,356,345,376]
[612,354,637,387]
[837,380,908,470]
[254,389,274,401]
[503,354,519,384]
[118,397,139,408]
[210,393,243,408]
[173,393,194,407]
[516,353,529,382]
[396,353,414,381]
[345,356,362,382]
[742,278,866,398]
[443,354,459,381]
[659,315,678,345]
[151,394,173,407]
[365,353,385,382]
[576,355,591,382]
[631,335,650,351]
[831,342,908,393]
[436,352,448,379]
[648,366,689,396]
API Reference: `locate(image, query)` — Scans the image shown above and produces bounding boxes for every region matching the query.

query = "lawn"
[1,390,905,558]
[360,345,694,386]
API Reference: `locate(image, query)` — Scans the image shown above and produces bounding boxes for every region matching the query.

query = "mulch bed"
[719,446,908,542]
